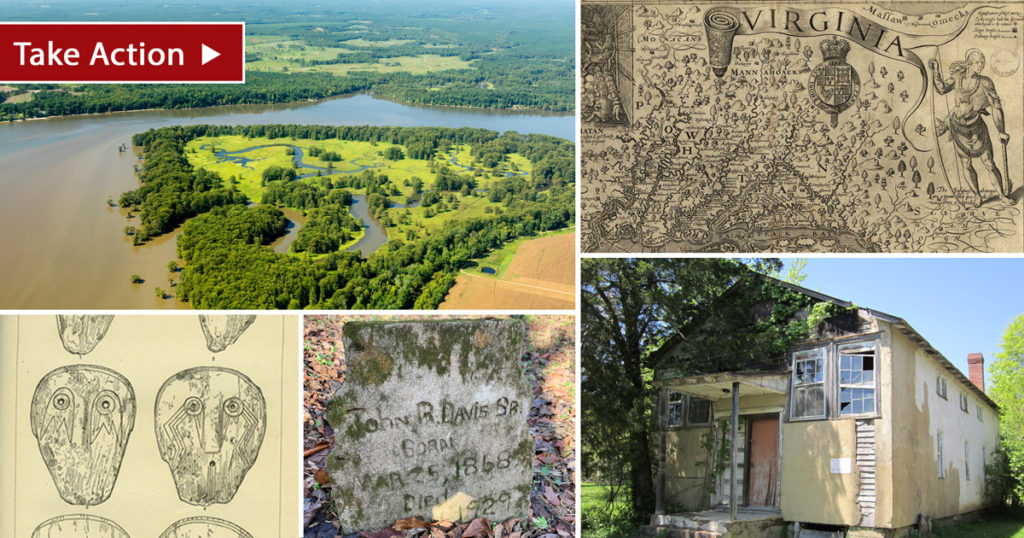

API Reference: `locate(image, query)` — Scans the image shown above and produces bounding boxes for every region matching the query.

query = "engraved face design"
[30,365,135,506]
[32,514,130,538]
[159,517,253,538]
[155,367,266,506]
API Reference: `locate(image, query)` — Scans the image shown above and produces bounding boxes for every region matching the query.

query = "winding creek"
[0,93,572,308]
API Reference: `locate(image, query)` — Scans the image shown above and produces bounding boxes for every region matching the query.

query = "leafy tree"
[384,146,404,160]
[130,274,143,284]
[582,259,774,517]
[990,314,1024,506]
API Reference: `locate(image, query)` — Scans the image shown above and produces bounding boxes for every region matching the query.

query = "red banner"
[0,22,245,83]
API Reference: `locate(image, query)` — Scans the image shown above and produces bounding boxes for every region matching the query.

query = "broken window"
[667,391,683,427]
[687,397,712,425]
[839,349,875,416]
[791,348,825,419]
[790,337,881,421]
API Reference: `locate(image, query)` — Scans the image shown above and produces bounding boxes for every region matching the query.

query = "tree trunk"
[631,428,656,514]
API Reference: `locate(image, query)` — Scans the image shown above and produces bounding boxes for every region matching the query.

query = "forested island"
[121,124,573,309]
[0,1,573,120]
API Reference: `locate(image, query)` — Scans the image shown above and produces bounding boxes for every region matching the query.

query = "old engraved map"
[581,1,1024,252]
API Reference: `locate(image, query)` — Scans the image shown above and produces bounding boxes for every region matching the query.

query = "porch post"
[730,381,739,521]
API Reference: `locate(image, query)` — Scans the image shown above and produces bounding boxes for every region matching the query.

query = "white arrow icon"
[201,44,220,65]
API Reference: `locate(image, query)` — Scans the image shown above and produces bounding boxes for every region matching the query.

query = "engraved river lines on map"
[581,2,1024,253]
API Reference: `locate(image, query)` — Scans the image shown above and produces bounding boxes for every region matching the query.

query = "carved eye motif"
[51,388,73,411]
[95,390,120,415]
[223,397,243,417]
[184,397,204,416]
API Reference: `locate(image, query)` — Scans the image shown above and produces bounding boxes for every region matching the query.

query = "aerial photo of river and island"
[0,0,574,309]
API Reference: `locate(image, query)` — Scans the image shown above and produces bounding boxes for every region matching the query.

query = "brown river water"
[0,94,572,309]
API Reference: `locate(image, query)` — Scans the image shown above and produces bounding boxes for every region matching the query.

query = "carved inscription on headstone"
[326,319,532,531]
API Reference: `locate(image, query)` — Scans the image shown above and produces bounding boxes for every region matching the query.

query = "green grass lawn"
[934,511,1024,538]
[581,482,643,538]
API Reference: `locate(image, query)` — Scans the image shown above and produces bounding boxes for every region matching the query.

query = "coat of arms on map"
[808,37,860,127]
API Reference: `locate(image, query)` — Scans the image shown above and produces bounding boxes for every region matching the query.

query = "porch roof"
[652,370,790,400]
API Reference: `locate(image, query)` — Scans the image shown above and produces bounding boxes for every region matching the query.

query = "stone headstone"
[325,319,532,531]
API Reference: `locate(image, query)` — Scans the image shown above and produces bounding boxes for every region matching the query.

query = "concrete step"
[638,525,723,538]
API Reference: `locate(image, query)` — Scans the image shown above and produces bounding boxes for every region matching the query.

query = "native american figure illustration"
[930,49,1012,206]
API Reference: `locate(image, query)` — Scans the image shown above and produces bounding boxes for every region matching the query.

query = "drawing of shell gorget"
[56,315,115,355]
[159,517,253,538]
[199,315,257,353]
[32,514,130,538]
[155,366,266,506]
[31,365,136,506]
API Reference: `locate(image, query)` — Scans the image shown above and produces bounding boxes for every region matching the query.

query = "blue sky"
[780,258,1024,385]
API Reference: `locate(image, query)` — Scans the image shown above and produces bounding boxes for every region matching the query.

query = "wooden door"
[747,415,779,507]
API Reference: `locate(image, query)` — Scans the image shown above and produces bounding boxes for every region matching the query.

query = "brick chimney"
[967,353,985,392]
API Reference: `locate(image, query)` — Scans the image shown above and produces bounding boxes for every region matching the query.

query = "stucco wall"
[664,426,711,510]
[889,327,1001,527]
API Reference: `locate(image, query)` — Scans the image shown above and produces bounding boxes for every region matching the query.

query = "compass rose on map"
[808,37,860,127]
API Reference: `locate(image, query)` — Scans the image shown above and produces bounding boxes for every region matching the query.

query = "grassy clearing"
[185,135,315,201]
[339,38,413,47]
[248,52,474,76]
[2,91,34,104]
[934,511,1024,538]
[245,34,292,45]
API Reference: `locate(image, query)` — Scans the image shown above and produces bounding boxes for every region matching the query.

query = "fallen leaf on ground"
[393,518,430,531]
[463,518,493,538]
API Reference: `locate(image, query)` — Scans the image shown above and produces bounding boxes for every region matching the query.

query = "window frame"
[788,335,881,422]
[687,396,713,426]
[667,390,684,428]
[936,375,948,399]
[790,347,827,421]
[937,430,945,479]
[665,390,712,429]
[960,393,969,413]
[837,341,879,418]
